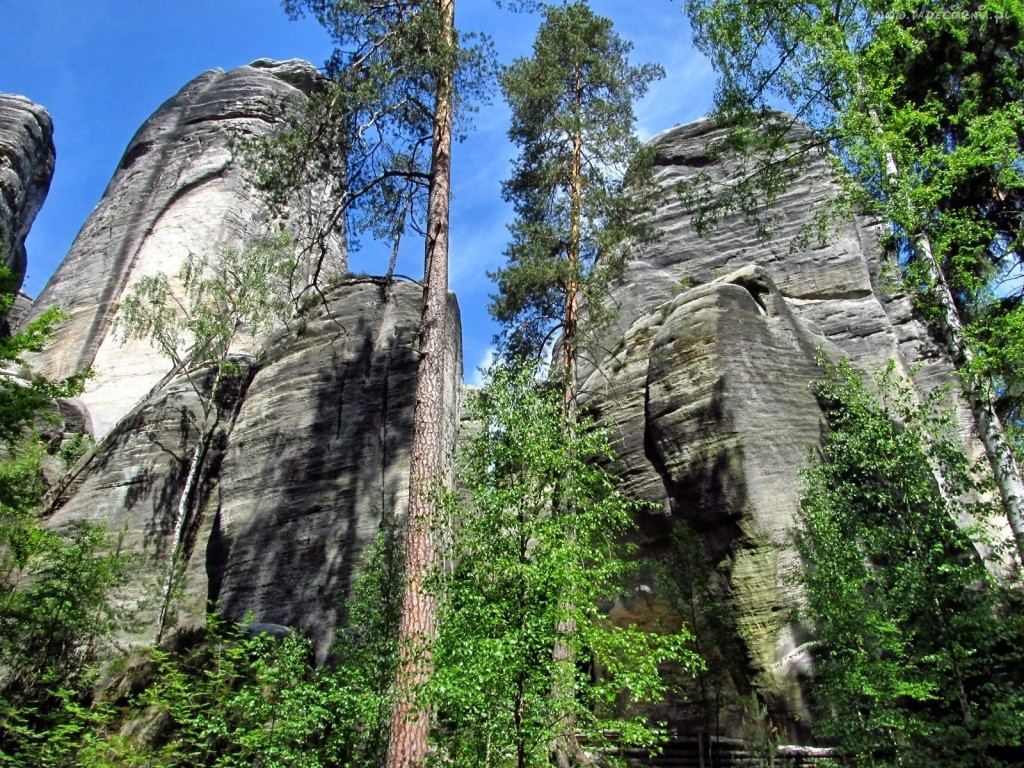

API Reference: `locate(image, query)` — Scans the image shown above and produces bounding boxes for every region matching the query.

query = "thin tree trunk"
[910,226,1024,561]
[156,363,223,643]
[867,99,1024,562]
[385,1,456,765]
[561,68,585,412]
[552,73,589,768]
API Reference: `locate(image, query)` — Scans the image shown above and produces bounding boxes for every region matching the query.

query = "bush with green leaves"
[86,529,403,768]
[0,522,132,768]
[430,363,700,767]
[0,266,89,444]
[0,262,132,766]
[124,620,334,767]
[797,358,1024,766]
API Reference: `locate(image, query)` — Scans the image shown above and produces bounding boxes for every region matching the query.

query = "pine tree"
[387,3,458,764]
[492,1,663,406]
[256,3,500,764]
[490,7,663,763]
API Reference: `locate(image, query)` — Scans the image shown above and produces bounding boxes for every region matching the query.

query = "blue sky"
[0,0,714,384]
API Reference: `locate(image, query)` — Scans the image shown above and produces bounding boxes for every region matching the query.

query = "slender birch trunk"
[867,99,1024,561]
[156,364,223,643]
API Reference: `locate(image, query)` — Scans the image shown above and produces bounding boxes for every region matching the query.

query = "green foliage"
[430,363,699,766]
[116,232,294,383]
[797,358,1024,765]
[81,530,403,768]
[655,524,743,749]
[326,528,404,768]
[245,0,496,272]
[490,2,663,364]
[0,522,133,767]
[0,266,89,445]
[0,433,130,767]
[57,432,93,465]
[126,620,333,767]
[0,254,130,766]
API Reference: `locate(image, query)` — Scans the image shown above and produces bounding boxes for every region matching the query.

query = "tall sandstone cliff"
[8,65,983,746]
[22,59,346,438]
[584,117,980,740]
[15,62,462,658]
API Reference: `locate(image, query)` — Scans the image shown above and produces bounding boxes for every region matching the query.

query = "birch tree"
[116,233,292,641]
[797,359,1024,764]
[682,0,1024,561]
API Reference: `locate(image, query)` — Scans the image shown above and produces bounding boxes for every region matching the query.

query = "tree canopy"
[683,0,1024,559]
[491,1,663,389]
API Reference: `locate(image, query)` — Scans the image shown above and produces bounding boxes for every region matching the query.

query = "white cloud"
[469,347,498,388]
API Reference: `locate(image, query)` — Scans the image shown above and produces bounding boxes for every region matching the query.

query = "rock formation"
[46,279,461,658]
[0,93,54,292]
[11,60,463,658]
[22,59,345,437]
[11,55,984,748]
[582,116,977,740]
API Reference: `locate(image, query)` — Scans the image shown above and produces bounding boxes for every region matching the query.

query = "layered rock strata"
[0,93,54,290]
[583,116,974,738]
[46,280,461,658]
[22,59,344,437]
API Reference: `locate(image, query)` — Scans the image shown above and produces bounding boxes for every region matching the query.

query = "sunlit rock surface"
[22,59,344,437]
[0,92,54,289]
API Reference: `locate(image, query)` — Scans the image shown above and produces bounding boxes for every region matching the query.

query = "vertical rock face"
[23,60,344,437]
[583,117,974,739]
[0,93,55,290]
[33,61,464,658]
[47,280,462,658]
[211,282,460,656]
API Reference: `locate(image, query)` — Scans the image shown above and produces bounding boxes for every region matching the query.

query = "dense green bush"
[797,359,1024,766]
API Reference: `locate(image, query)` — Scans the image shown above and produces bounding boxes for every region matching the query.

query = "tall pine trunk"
[385,1,456,765]
[552,74,589,768]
